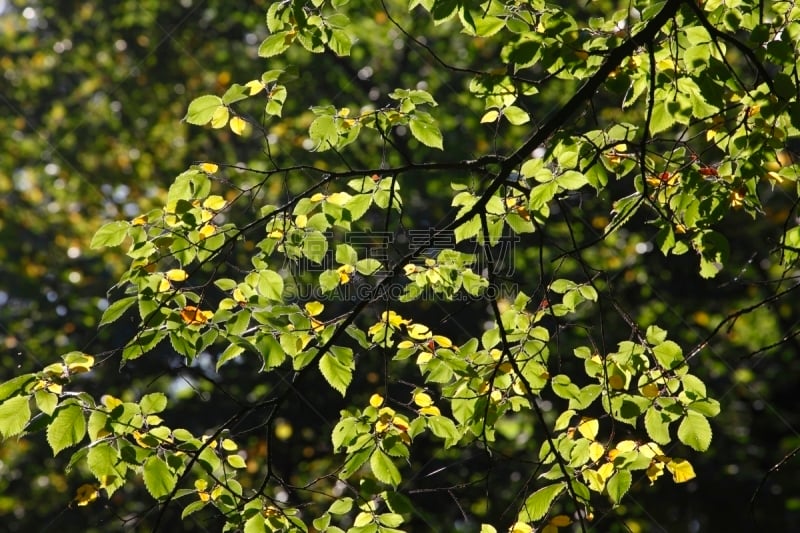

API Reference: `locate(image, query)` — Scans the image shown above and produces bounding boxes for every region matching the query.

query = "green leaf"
[328,497,353,514]
[303,231,329,264]
[87,442,126,490]
[143,455,176,499]
[335,244,358,265]
[99,296,137,326]
[653,340,683,371]
[427,415,459,448]
[551,374,581,401]
[370,449,401,487]
[227,454,247,469]
[529,180,558,210]
[557,170,588,190]
[649,100,678,135]
[140,393,167,415]
[644,406,671,445]
[607,470,632,504]
[328,28,352,56]
[244,514,267,533]
[185,95,223,125]
[519,482,566,522]
[0,375,36,402]
[0,395,31,439]
[340,445,372,479]
[217,343,245,371]
[122,328,167,362]
[34,390,58,416]
[502,105,530,125]
[258,31,292,58]
[319,352,353,396]
[677,411,712,452]
[409,112,443,149]
[309,114,338,151]
[90,221,130,249]
[256,270,284,301]
[356,258,382,275]
[182,500,208,520]
[47,404,86,455]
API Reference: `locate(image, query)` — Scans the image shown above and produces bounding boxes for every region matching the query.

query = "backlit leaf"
[0,395,31,439]
[518,482,566,522]
[678,411,712,452]
[185,95,223,125]
[47,404,86,455]
[143,455,176,499]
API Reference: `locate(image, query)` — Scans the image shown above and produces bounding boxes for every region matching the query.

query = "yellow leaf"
[666,458,696,483]
[200,162,219,173]
[165,269,188,282]
[354,512,373,528]
[549,514,572,527]
[407,323,431,340]
[397,340,415,349]
[480,109,500,123]
[194,479,208,491]
[245,80,264,95]
[589,441,605,462]
[180,306,213,326]
[230,115,246,135]
[403,263,417,276]
[608,374,625,390]
[512,379,528,395]
[310,192,326,202]
[384,311,409,328]
[132,214,148,226]
[577,417,599,440]
[210,105,229,128]
[416,352,433,365]
[202,195,227,211]
[295,213,308,228]
[268,229,284,239]
[392,415,410,431]
[304,301,324,316]
[210,485,223,500]
[233,287,246,303]
[598,462,615,481]
[646,461,665,484]
[378,407,396,419]
[432,335,452,347]
[616,440,637,453]
[583,468,605,492]
[419,405,441,416]
[327,192,353,206]
[74,484,99,506]
[641,383,659,398]
[639,442,664,458]
[198,224,216,240]
[413,391,433,407]
[221,438,237,451]
[369,394,384,408]
[102,395,122,410]
[510,522,533,533]
[337,264,353,284]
